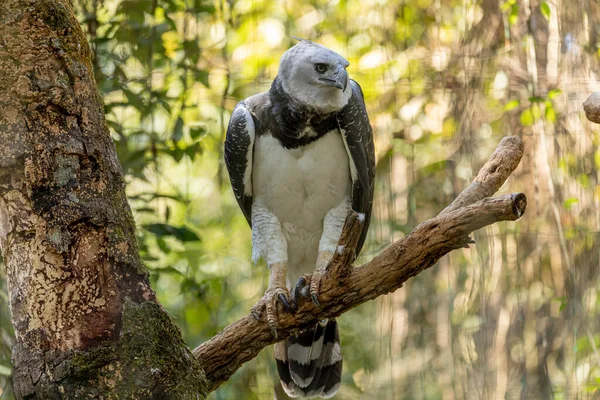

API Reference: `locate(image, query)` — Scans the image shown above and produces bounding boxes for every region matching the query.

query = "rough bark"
[0,1,207,398]
[193,136,527,392]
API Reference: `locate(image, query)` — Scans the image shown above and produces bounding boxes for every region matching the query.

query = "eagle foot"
[292,272,325,310]
[251,285,294,339]
[292,275,311,306]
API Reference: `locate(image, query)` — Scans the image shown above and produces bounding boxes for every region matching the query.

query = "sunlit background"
[1,0,600,398]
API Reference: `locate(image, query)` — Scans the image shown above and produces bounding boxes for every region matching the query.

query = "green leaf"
[184,142,202,160]
[183,40,201,64]
[504,99,520,111]
[545,101,556,122]
[162,147,185,162]
[520,109,534,126]
[548,89,562,99]
[135,207,155,214]
[509,3,520,25]
[190,124,207,141]
[540,1,551,20]
[172,116,184,143]
[195,69,209,87]
[528,96,544,103]
[563,197,579,210]
[143,223,200,242]
[556,296,567,312]
[156,237,171,254]
[0,364,11,376]
[122,88,145,111]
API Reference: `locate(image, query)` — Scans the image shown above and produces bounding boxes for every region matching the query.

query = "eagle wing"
[337,80,376,256]
[224,101,256,226]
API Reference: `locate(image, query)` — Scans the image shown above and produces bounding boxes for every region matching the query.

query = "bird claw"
[251,307,262,321]
[278,293,296,313]
[292,271,325,309]
[311,293,322,309]
[292,275,309,307]
[250,285,293,338]
[309,269,326,309]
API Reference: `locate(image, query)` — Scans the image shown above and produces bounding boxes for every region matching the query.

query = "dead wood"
[583,92,600,123]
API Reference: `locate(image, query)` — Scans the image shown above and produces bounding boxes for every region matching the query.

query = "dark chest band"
[258,78,339,149]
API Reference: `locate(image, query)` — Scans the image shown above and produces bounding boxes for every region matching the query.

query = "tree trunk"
[0,0,208,398]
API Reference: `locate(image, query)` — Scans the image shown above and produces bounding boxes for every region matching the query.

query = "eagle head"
[277,40,352,114]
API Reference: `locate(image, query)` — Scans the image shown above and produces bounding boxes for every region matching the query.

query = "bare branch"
[193,136,526,393]
[440,135,523,215]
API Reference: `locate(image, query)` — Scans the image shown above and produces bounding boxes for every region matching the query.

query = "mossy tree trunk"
[0,0,208,398]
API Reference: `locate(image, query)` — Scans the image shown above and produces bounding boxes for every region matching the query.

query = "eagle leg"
[250,262,294,338]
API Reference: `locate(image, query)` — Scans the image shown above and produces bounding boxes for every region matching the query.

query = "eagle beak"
[318,66,348,91]
[337,68,349,91]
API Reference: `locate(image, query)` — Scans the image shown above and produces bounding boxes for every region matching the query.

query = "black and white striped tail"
[275,319,342,398]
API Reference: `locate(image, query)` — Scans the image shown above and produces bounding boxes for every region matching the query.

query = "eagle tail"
[275,319,342,398]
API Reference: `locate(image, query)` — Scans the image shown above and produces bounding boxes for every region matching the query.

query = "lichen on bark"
[63,299,207,398]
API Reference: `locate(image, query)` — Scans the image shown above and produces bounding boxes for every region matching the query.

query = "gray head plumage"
[277,41,352,113]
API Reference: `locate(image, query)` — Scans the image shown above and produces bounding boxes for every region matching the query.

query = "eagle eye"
[314,63,328,74]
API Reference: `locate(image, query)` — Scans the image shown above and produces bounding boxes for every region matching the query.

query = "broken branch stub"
[326,210,364,278]
[583,92,600,124]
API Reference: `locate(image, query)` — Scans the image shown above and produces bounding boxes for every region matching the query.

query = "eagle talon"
[250,298,265,321]
[309,270,325,309]
[254,284,292,338]
[311,293,322,309]
[278,293,295,313]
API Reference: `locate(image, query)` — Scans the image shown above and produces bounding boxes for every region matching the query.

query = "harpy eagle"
[224,40,375,398]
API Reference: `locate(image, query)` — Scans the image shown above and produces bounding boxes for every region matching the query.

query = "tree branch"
[583,92,600,123]
[193,136,526,393]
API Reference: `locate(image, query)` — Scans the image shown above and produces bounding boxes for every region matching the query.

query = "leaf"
[162,147,185,163]
[184,142,202,160]
[556,296,567,312]
[122,88,145,111]
[545,101,556,122]
[183,40,201,64]
[520,109,534,126]
[143,223,200,242]
[528,96,544,103]
[540,1,551,20]
[0,364,11,376]
[172,116,184,143]
[156,237,171,254]
[195,69,209,87]
[563,197,579,210]
[504,99,520,111]
[135,207,155,214]
[509,3,520,25]
[190,124,207,141]
[548,88,562,99]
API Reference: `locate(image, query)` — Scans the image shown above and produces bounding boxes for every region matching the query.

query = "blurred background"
[1,0,600,398]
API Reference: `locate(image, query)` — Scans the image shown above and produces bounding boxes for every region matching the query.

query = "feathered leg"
[250,204,294,337]
[293,198,350,308]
